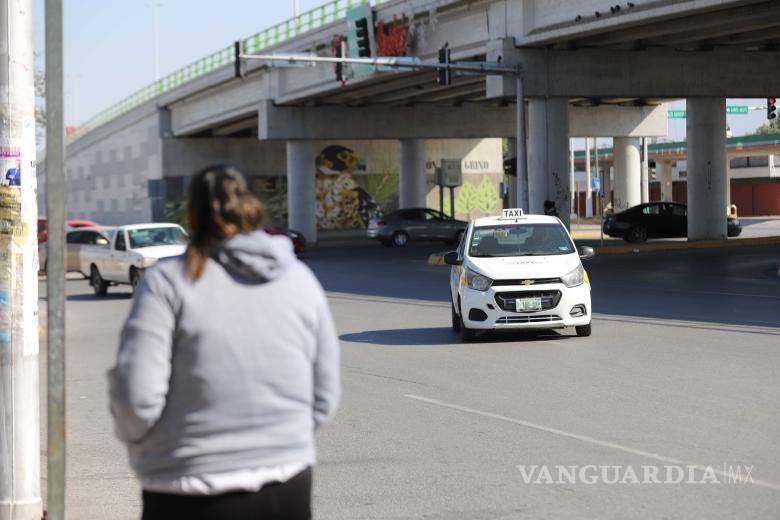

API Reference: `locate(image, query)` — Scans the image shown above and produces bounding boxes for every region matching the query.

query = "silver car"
[367,208,467,247]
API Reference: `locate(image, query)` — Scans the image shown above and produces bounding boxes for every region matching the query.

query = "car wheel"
[451,301,461,332]
[627,226,648,243]
[575,323,592,337]
[392,231,409,247]
[130,267,141,293]
[90,265,108,297]
[458,300,476,343]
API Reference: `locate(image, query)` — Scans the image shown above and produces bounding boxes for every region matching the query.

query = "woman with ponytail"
[109,165,340,520]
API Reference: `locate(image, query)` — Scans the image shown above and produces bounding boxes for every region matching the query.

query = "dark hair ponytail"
[186,165,264,280]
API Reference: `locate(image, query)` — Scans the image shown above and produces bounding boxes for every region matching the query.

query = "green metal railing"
[68,0,381,142]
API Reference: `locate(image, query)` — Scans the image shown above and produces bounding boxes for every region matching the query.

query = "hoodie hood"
[214,230,296,283]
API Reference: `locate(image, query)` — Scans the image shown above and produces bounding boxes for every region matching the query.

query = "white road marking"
[405,394,780,492]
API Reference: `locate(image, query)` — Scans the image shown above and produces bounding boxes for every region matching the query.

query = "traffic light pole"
[0,0,42,517]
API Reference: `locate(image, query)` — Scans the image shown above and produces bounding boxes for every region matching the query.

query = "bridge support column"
[687,97,727,241]
[528,97,571,228]
[612,137,641,212]
[659,161,674,202]
[398,139,427,209]
[286,140,317,244]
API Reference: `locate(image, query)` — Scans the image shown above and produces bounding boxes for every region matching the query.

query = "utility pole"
[293,0,300,17]
[46,0,67,518]
[147,2,162,80]
[0,0,43,517]
[585,138,593,218]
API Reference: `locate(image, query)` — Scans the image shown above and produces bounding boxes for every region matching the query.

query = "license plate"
[516,297,542,312]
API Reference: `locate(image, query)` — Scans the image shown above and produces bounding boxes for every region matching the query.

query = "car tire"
[458,300,476,343]
[130,267,141,293]
[626,226,648,243]
[392,231,409,247]
[90,265,108,297]
[575,323,592,337]
[451,301,461,332]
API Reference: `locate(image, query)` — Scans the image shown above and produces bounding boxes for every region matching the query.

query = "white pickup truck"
[80,223,188,296]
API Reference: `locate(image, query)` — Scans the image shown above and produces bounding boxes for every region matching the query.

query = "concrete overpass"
[45,0,780,242]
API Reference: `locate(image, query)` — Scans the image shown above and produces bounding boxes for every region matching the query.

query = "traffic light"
[335,43,344,82]
[437,46,451,86]
[768,97,777,120]
[355,17,371,58]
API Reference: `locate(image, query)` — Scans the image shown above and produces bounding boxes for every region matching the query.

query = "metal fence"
[68,0,380,142]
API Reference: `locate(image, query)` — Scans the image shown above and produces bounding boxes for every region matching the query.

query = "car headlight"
[140,257,157,268]
[561,264,585,288]
[466,268,492,291]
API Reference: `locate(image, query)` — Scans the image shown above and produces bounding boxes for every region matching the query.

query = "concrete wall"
[39,107,163,225]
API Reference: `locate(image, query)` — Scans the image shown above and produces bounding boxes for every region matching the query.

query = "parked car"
[37,217,100,243]
[367,208,467,247]
[39,226,114,275]
[603,202,742,243]
[265,227,306,255]
[80,223,188,295]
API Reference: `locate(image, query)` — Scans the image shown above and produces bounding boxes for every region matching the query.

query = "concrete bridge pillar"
[286,140,317,244]
[398,139,427,209]
[658,161,674,202]
[528,97,571,228]
[687,97,727,241]
[612,137,642,212]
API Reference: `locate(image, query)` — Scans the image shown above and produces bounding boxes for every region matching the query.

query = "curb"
[594,236,780,255]
[428,253,446,266]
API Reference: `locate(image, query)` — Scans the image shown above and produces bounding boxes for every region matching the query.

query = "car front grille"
[494,290,562,312]
[496,314,562,324]
[492,277,562,286]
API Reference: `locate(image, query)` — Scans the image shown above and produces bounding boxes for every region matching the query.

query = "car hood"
[467,253,581,280]
[133,244,187,259]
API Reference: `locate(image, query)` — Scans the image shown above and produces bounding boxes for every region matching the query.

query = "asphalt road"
[43,241,780,519]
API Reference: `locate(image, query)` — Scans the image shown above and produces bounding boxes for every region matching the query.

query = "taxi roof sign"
[501,208,525,220]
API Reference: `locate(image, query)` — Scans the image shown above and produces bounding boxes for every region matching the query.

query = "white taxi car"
[445,209,594,341]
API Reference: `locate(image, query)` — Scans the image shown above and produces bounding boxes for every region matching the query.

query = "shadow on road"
[67,292,133,302]
[340,327,571,346]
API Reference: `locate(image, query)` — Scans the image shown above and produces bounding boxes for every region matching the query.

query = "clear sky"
[31,1,769,142]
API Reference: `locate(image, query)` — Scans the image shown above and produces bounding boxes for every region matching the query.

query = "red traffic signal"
[768,97,777,120]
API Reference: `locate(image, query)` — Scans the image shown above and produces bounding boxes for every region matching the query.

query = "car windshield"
[469,223,574,257]
[128,227,187,249]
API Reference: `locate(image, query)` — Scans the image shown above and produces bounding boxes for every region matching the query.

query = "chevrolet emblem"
[520,279,534,285]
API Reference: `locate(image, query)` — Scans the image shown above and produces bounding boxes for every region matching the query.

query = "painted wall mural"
[315,145,391,230]
[160,139,501,232]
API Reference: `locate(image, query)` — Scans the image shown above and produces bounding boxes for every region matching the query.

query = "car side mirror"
[443,251,462,266]
[578,246,595,260]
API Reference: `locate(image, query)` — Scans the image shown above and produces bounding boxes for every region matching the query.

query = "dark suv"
[603,202,742,242]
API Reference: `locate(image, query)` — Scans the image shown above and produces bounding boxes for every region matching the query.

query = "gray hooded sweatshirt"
[108,230,340,481]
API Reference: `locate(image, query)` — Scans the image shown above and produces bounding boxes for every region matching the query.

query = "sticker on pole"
[501,208,525,220]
